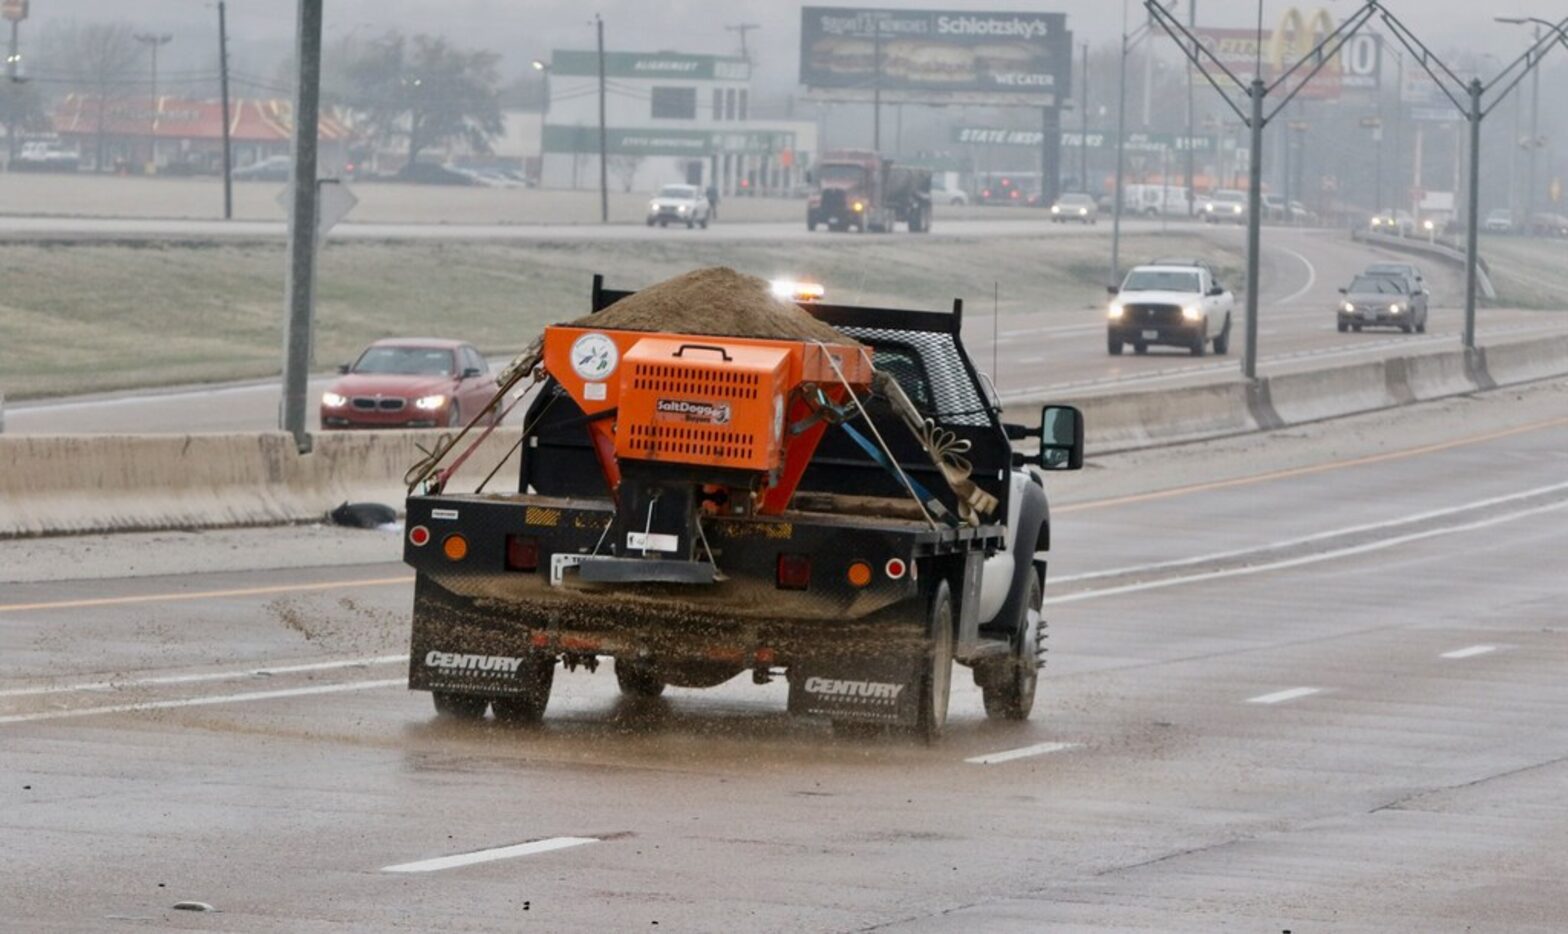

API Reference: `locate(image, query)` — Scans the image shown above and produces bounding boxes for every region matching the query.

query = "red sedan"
[320,338,501,430]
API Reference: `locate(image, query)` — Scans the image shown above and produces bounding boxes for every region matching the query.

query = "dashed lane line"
[964,742,1078,765]
[1441,645,1499,660]
[1247,687,1321,705]
[381,837,599,873]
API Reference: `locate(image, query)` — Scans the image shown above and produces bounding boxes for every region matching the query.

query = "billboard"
[1187,7,1345,100]
[800,7,1072,107]
[550,50,749,82]
[953,127,1214,152]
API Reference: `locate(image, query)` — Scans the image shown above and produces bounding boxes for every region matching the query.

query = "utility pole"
[6,0,28,167]
[596,14,607,224]
[133,32,173,172]
[1079,41,1089,191]
[872,20,882,151]
[1496,19,1549,227]
[280,0,322,452]
[1185,0,1196,213]
[724,23,760,63]
[218,1,233,219]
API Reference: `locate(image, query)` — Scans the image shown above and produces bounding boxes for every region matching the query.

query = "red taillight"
[885,558,907,580]
[1010,189,1020,199]
[981,188,991,198]
[409,525,430,547]
[506,535,539,572]
[776,553,811,590]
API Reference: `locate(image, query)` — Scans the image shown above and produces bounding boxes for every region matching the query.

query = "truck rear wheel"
[432,691,488,720]
[489,655,555,724]
[914,580,955,743]
[979,572,1042,721]
[614,658,666,697]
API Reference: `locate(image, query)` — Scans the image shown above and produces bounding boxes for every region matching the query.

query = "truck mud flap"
[787,654,923,727]
[408,576,543,697]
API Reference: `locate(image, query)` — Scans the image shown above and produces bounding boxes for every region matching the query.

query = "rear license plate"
[1142,329,1158,339]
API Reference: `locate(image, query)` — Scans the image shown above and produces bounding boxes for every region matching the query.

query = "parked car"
[1528,212,1568,238]
[1484,209,1514,233]
[1288,200,1317,225]
[1200,189,1248,223]
[1260,193,1287,222]
[321,339,501,430]
[397,163,480,186]
[646,184,712,228]
[932,181,969,206]
[231,155,292,181]
[1369,209,1415,236]
[1337,274,1428,334]
[1048,192,1099,224]
[1107,262,1234,356]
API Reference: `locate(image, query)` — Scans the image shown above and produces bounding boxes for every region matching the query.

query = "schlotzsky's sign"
[801,7,1072,107]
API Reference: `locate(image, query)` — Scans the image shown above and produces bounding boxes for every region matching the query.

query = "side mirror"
[1206,285,1224,296]
[337,363,351,374]
[1337,287,1347,294]
[461,366,483,379]
[1106,284,1120,296]
[1035,404,1084,471]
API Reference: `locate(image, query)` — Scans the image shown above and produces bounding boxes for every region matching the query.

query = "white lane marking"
[0,679,403,726]
[1441,645,1498,660]
[1045,497,1568,606]
[1247,687,1321,705]
[0,654,409,699]
[1052,480,1568,585]
[381,837,599,873]
[1273,244,1318,306]
[964,741,1077,765]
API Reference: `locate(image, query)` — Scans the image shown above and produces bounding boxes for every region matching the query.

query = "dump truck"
[807,150,932,234]
[401,269,1082,740]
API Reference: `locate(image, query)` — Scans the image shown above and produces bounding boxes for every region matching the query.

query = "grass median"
[0,232,1238,400]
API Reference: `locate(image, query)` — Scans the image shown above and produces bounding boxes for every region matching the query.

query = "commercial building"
[536,49,815,195]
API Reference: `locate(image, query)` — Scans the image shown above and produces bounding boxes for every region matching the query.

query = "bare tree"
[37,22,143,172]
[609,155,644,193]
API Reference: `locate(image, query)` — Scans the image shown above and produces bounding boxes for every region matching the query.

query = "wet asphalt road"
[8,222,1563,435]
[4,385,1567,931]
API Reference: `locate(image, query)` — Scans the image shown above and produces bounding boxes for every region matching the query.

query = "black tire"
[645,218,654,227]
[1417,314,1427,334]
[686,218,695,229]
[1190,328,1207,356]
[699,217,708,229]
[979,571,1042,721]
[489,655,555,724]
[614,659,666,697]
[659,220,667,228]
[1337,320,1349,333]
[445,404,461,428]
[432,691,488,720]
[914,580,955,743]
[1213,315,1232,355]
[1108,334,1123,355]
[1352,324,1363,333]
[807,219,818,231]
[1133,341,1149,355]
[1401,322,1414,334]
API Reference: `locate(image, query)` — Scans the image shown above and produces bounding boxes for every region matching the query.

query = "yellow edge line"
[1058,415,1568,514]
[0,576,415,615]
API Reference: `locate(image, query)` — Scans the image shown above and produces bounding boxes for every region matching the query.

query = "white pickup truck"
[1107,260,1235,356]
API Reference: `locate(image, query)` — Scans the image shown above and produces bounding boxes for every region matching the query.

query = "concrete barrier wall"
[4,333,1565,537]
[0,428,523,537]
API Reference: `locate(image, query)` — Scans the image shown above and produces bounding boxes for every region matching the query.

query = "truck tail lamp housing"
[776,553,811,590]
[506,535,540,572]
[442,534,469,562]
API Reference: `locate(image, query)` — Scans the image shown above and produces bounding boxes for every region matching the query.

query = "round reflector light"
[442,534,469,562]
[408,525,430,547]
[847,561,873,588]
[885,558,907,580]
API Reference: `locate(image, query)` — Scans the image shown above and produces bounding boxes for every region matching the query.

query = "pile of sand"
[569,267,854,344]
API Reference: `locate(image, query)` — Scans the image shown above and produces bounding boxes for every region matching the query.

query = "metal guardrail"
[1350,227,1496,300]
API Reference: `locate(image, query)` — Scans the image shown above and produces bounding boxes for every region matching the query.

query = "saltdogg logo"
[936,15,1052,40]
[804,677,906,701]
[656,399,732,425]
[425,651,523,674]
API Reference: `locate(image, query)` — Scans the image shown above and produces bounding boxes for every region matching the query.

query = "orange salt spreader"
[540,325,873,574]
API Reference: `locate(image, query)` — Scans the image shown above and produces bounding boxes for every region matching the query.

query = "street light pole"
[280,0,322,452]
[595,14,608,224]
[133,32,173,172]
[531,59,551,187]
[1243,79,1263,380]
[218,1,233,219]
[1185,0,1196,214]
[1463,78,1482,348]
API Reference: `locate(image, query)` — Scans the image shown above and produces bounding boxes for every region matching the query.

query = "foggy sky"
[22,0,1568,92]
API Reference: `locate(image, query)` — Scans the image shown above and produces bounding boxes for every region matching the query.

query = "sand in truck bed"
[569,266,856,345]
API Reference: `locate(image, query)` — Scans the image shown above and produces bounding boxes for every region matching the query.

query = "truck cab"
[808,150,931,234]
[1107,262,1234,356]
